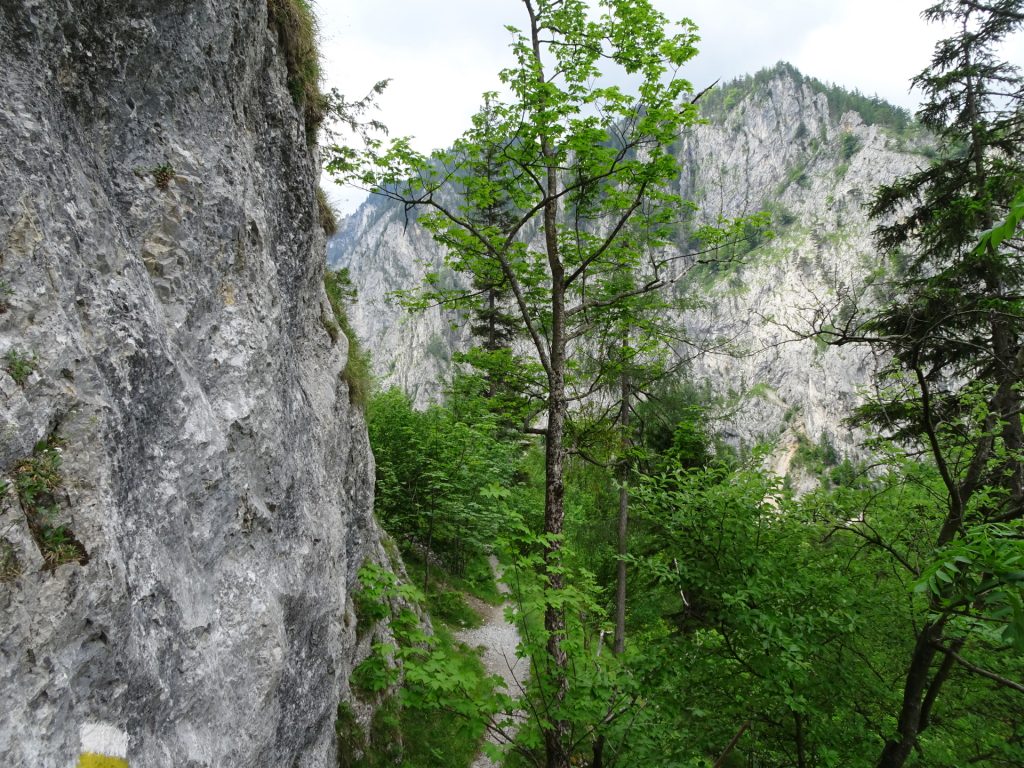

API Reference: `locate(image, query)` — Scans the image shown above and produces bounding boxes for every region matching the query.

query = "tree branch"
[930,641,1024,694]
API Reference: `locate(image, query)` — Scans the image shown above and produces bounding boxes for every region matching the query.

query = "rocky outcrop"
[0,3,376,766]
[329,203,470,407]
[329,67,931,456]
[669,75,925,454]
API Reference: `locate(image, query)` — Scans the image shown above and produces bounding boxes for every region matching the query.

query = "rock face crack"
[0,4,378,766]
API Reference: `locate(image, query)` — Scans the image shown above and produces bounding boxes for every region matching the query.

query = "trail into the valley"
[455,556,528,768]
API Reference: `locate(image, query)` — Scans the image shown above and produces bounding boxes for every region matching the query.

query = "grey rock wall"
[1,2,376,765]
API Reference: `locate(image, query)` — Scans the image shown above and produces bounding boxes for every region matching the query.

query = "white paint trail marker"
[76,721,129,767]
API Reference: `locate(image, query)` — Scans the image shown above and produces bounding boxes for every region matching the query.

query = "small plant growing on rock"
[323,268,372,407]
[15,438,87,568]
[267,0,324,142]
[350,645,396,697]
[151,162,175,190]
[4,348,36,385]
[0,483,19,582]
[16,438,63,514]
[316,186,338,236]
[37,525,81,567]
[0,280,12,313]
[320,315,340,343]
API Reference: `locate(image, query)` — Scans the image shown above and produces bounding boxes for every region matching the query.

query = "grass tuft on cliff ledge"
[267,0,324,142]
[317,186,339,236]
[324,268,371,408]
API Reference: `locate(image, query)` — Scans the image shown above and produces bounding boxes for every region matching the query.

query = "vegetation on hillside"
[267,0,324,141]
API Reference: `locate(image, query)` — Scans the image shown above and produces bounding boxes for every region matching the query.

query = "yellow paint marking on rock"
[78,721,129,767]
[76,753,129,768]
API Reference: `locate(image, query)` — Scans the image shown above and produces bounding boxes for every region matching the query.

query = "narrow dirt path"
[455,556,526,768]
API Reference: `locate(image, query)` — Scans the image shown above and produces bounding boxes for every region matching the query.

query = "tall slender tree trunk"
[543,287,569,768]
[614,351,630,656]
[486,287,498,398]
[523,3,571,763]
[876,625,941,768]
[541,166,569,765]
[594,365,630,768]
[424,512,434,594]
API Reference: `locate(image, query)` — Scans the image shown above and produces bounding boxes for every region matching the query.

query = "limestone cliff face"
[0,3,377,766]
[329,69,930,460]
[329,202,469,407]
[668,74,926,464]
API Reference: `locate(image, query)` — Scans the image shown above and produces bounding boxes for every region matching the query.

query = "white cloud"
[792,0,948,106]
[318,1,516,152]
[315,0,1021,212]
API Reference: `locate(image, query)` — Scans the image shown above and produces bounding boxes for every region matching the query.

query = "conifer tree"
[850,2,1024,765]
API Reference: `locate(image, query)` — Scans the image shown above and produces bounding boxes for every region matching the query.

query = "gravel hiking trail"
[455,556,527,768]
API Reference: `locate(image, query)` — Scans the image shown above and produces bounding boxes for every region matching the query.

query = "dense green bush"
[368,387,521,575]
[339,563,498,768]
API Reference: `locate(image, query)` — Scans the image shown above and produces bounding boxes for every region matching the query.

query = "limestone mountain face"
[0,3,379,766]
[329,66,930,461]
[330,202,471,407]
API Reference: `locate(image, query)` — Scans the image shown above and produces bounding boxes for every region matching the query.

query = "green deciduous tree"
[330,3,706,765]
[628,451,1024,767]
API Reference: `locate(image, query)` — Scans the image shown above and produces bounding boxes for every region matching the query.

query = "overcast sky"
[317,0,1022,211]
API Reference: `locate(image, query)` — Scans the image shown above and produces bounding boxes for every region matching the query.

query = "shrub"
[36,525,82,567]
[351,645,396,697]
[151,162,175,190]
[840,131,862,161]
[15,438,87,568]
[353,580,391,639]
[317,186,339,236]
[427,589,482,629]
[335,701,366,768]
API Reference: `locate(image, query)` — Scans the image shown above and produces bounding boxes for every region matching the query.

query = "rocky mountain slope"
[0,3,381,766]
[329,64,931,462]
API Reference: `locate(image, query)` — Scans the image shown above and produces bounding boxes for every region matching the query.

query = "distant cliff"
[329,63,931,464]
[0,2,379,765]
